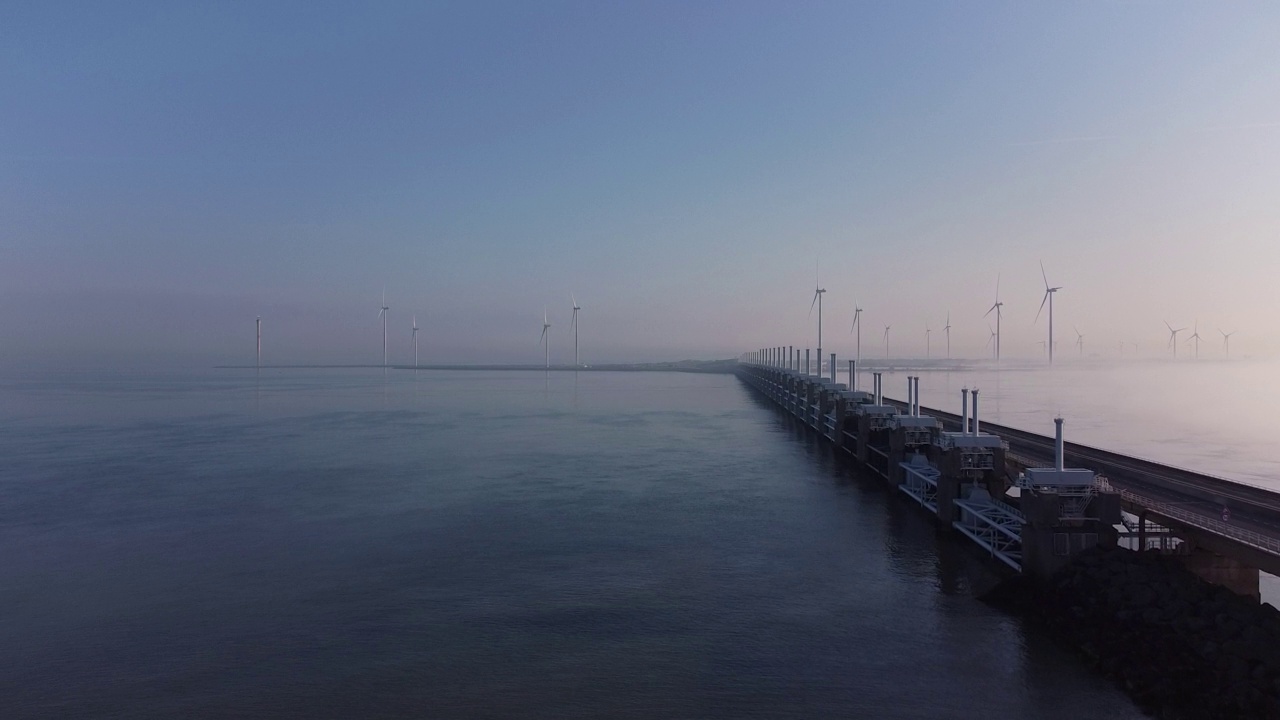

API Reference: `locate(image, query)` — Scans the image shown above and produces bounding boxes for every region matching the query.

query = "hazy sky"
[4,2,1279,368]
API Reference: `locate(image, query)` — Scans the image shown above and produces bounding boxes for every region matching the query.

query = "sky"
[3,1,1279,368]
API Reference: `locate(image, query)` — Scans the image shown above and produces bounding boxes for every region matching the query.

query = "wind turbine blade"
[995,273,1000,301]
[1040,261,1049,290]
[1164,321,1174,333]
[1034,291,1048,323]
[984,303,997,318]
[808,290,818,318]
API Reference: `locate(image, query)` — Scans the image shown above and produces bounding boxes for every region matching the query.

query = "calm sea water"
[0,369,1149,718]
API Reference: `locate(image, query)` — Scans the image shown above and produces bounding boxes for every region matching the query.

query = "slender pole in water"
[256,316,261,369]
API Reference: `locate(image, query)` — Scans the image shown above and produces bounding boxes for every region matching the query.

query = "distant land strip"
[215,358,1092,373]
[214,359,740,374]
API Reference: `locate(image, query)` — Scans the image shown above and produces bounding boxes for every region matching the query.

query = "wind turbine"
[412,316,419,368]
[986,324,997,359]
[1036,340,1048,356]
[943,312,951,359]
[883,325,891,359]
[1186,321,1202,359]
[925,321,932,360]
[537,307,552,366]
[1164,321,1185,359]
[570,294,581,367]
[984,275,1003,361]
[1220,328,1235,359]
[849,301,863,365]
[379,291,389,367]
[1074,326,1084,357]
[1035,262,1061,365]
[256,316,261,368]
[809,266,826,373]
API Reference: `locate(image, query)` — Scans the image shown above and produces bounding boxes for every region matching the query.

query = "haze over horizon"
[4,2,1279,370]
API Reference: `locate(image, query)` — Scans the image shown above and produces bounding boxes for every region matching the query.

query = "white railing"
[1117,489,1280,557]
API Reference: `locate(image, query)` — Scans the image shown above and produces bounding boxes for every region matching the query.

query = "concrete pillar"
[830,353,836,382]
[833,395,847,447]
[805,349,810,375]
[1179,549,1261,601]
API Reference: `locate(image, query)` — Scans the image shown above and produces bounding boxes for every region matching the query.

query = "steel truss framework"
[899,460,941,515]
[952,494,1025,571]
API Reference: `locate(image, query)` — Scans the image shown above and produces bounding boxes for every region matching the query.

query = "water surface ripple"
[0,370,1144,718]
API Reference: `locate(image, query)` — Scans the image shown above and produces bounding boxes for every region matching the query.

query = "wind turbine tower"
[570,294,581,367]
[379,291,390,367]
[1220,329,1235,359]
[810,271,826,375]
[1074,326,1084,357]
[850,302,863,365]
[1164,321,1186,359]
[412,316,419,368]
[1187,322,1202,359]
[883,325,891,359]
[984,276,1003,362]
[539,309,552,369]
[1035,262,1062,365]
[925,321,932,360]
[256,316,261,368]
[943,312,951,359]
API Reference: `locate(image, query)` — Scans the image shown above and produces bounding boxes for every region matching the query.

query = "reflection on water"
[0,369,1145,718]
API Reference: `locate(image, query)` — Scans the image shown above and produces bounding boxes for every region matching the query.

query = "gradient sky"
[4,1,1279,368]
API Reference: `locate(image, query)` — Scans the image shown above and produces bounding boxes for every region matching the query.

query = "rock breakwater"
[985,546,1280,719]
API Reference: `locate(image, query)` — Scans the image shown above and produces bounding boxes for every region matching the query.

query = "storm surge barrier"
[737,350,1280,599]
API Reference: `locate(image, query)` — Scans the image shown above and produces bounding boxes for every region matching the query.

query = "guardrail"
[1116,489,1280,557]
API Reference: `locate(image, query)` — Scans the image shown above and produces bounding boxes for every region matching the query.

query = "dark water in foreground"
[0,369,1143,718]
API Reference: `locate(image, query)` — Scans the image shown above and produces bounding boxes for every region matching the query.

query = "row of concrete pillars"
[750,346,856,390]
[749,352,994,433]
